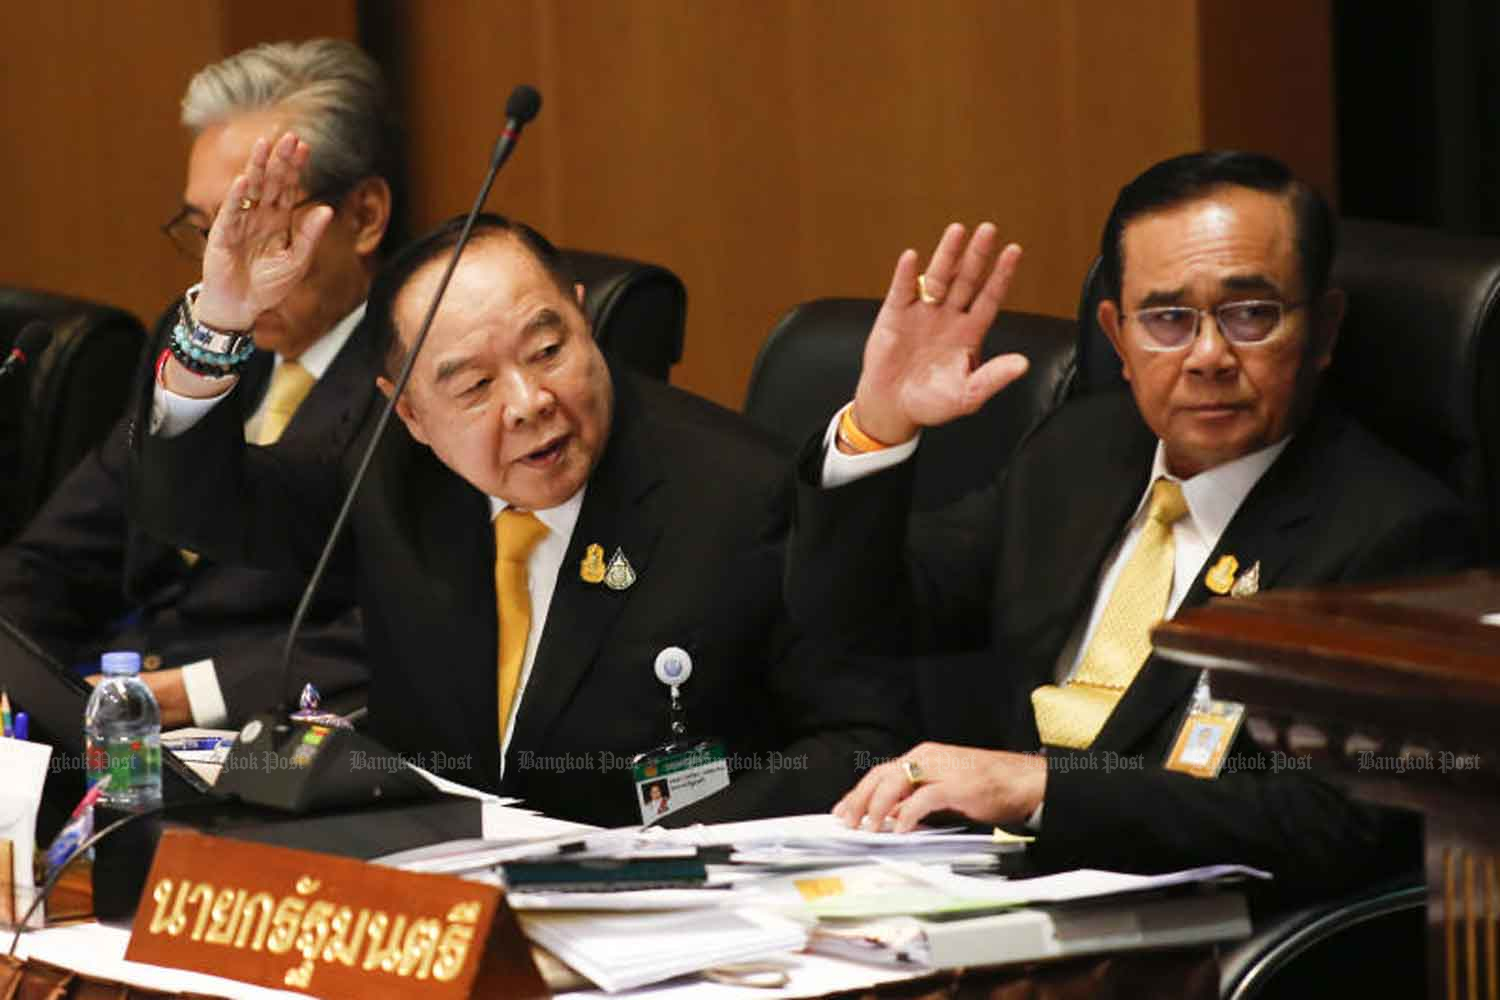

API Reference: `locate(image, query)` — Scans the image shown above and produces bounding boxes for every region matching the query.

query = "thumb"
[959,352,1029,414]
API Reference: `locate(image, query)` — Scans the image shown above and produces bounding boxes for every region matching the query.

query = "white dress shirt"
[157,300,367,727]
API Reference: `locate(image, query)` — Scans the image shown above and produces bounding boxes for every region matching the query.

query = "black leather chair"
[0,288,146,544]
[1067,218,1500,561]
[561,249,686,382]
[743,298,1077,511]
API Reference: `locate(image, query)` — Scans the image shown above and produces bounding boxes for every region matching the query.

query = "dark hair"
[366,212,578,377]
[1098,151,1335,304]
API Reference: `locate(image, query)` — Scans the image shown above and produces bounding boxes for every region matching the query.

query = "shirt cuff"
[179,658,229,728]
[150,382,233,438]
[819,404,921,488]
[1025,800,1044,831]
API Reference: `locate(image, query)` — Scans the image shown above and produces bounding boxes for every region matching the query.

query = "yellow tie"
[1031,478,1189,749]
[252,361,315,445]
[494,509,550,739]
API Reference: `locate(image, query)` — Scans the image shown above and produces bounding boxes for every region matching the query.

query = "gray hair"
[181,39,395,208]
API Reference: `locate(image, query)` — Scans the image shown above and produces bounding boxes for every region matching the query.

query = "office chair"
[743,298,1077,512]
[561,249,687,382]
[0,288,146,544]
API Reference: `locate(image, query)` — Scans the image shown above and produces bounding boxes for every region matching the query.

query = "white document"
[0,735,53,928]
[519,907,808,993]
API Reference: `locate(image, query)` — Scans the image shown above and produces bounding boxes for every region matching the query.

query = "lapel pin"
[1205,554,1240,595]
[580,543,606,584]
[1230,560,1261,597]
[604,547,637,591]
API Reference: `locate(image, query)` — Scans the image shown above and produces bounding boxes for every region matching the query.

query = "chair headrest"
[560,249,686,382]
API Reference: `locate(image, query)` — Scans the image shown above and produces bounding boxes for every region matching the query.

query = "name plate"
[125,829,548,998]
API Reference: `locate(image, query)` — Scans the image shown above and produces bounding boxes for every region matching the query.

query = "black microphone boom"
[215,85,543,813]
[0,321,53,379]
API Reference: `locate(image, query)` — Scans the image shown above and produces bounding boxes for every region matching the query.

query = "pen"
[162,737,233,752]
[1,689,11,738]
[13,712,27,742]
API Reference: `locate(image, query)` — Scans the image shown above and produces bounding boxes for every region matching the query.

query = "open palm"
[852,223,1029,444]
[195,132,333,332]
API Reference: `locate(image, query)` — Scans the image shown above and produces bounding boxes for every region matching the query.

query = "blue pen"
[13,712,27,742]
[162,737,232,752]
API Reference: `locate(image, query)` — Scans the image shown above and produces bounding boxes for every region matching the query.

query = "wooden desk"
[1153,570,1500,1000]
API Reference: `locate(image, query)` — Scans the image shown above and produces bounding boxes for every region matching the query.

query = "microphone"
[0,322,52,379]
[216,85,544,813]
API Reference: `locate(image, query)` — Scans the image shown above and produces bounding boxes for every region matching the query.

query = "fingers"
[881,248,921,311]
[943,222,1000,312]
[961,352,1030,414]
[832,767,883,827]
[241,136,270,206]
[891,783,946,833]
[262,132,307,211]
[860,767,914,830]
[916,223,968,304]
[969,242,1023,322]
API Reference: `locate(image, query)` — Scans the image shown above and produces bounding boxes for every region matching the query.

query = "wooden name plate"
[125,829,548,998]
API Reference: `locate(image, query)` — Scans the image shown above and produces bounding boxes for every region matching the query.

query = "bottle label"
[86,736,162,797]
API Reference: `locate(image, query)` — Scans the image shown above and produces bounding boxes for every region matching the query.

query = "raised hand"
[850,223,1029,446]
[194,131,334,332]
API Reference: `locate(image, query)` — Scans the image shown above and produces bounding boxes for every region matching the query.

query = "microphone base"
[214,713,441,813]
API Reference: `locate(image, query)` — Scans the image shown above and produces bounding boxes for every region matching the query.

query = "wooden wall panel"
[2,1,1333,409]
[0,1,356,331]
[382,0,1299,407]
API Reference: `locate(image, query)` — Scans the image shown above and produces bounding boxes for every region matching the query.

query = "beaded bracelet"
[169,299,256,376]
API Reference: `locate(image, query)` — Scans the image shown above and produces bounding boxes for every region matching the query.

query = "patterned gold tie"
[494,509,550,740]
[252,361,315,445]
[1031,478,1189,749]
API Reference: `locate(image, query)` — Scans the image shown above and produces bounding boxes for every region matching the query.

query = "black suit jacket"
[788,390,1474,899]
[0,304,371,720]
[133,361,907,827]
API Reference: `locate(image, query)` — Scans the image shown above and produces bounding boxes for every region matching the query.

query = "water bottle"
[83,651,163,811]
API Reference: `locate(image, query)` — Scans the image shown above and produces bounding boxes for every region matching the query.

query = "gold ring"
[901,759,926,786]
[917,273,941,305]
[238,196,257,211]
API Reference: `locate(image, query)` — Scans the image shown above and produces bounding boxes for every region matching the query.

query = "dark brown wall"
[0,0,1331,407]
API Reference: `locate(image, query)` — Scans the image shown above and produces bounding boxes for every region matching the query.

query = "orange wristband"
[838,405,898,453]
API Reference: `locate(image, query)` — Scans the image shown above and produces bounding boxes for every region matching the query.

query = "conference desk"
[1152,569,1500,1000]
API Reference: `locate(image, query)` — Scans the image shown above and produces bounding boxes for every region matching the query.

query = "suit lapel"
[505,372,667,766]
[1091,410,1327,752]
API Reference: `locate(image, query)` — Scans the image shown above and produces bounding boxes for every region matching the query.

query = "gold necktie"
[252,361,315,445]
[495,509,550,739]
[1031,478,1189,749]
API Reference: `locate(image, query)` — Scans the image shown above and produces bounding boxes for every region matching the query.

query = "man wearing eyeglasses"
[0,39,389,727]
[787,151,1472,897]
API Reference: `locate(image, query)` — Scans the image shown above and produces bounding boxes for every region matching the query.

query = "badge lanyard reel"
[629,647,730,825]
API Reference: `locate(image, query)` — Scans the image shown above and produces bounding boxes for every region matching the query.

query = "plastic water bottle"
[83,651,163,810]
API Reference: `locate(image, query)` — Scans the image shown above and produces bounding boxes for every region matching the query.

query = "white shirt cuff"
[819,404,921,488]
[179,658,229,728]
[150,382,233,438]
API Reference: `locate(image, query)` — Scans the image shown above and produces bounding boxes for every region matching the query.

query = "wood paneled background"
[0,0,1332,408]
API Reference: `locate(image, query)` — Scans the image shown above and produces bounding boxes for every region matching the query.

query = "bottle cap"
[100,651,143,676]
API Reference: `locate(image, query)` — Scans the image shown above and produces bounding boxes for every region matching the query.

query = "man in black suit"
[787,152,1472,896]
[134,131,904,826]
[0,39,393,727]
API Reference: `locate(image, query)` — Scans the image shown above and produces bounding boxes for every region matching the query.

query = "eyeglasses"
[1126,299,1308,353]
[161,189,343,261]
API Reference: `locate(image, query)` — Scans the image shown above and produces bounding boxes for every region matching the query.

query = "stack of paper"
[518,907,807,992]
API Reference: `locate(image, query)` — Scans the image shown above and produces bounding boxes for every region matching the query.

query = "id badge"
[631,740,730,824]
[1165,698,1245,779]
